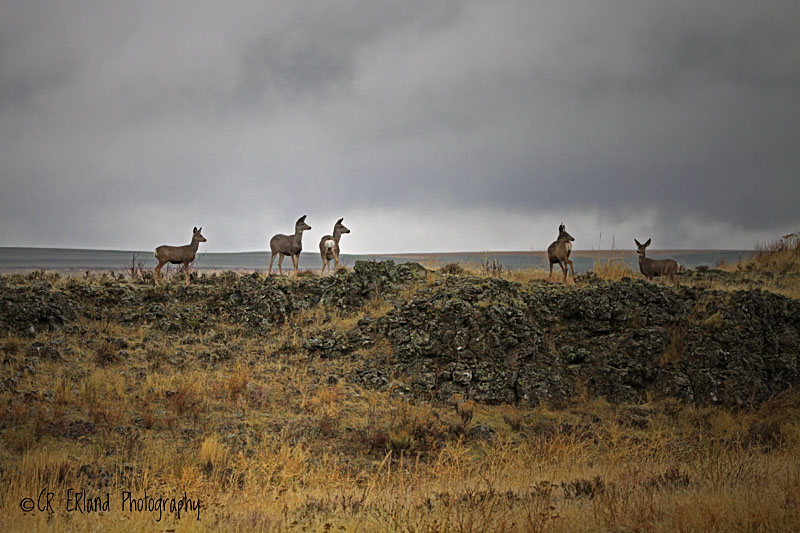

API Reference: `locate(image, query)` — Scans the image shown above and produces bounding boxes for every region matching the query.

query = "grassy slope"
[1,255,799,531]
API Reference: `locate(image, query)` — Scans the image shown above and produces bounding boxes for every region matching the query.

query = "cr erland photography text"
[18,488,201,522]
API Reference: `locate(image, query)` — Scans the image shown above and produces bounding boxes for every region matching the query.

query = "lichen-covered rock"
[27,341,61,361]
[0,277,78,335]
[0,261,425,334]
[359,276,800,407]
[1,265,797,407]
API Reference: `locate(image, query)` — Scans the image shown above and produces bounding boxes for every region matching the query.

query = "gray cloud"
[1,0,798,252]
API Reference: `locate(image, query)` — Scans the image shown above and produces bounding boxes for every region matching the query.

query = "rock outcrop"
[2,263,798,407]
[357,275,800,407]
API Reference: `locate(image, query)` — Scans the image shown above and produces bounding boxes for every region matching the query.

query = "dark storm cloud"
[0,0,798,252]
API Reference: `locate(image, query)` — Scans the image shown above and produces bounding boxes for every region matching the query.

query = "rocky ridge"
[1,262,798,407]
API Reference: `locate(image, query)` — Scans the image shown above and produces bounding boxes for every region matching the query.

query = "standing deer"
[319,218,350,275]
[634,238,679,282]
[548,223,575,283]
[269,215,311,276]
[154,227,207,286]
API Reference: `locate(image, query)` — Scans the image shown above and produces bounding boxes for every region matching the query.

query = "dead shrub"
[318,414,337,437]
[3,336,22,356]
[561,476,606,499]
[227,366,251,402]
[479,257,504,277]
[644,467,692,490]
[94,339,118,366]
[503,413,524,431]
[166,380,199,416]
[745,414,788,449]
[388,430,414,452]
[440,262,464,275]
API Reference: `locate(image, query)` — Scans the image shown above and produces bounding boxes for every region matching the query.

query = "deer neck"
[333,228,342,244]
[189,238,201,253]
[293,228,305,245]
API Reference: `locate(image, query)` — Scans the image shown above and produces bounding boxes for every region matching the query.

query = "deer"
[269,215,311,276]
[547,223,575,283]
[319,218,350,275]
[634,238,679,283]
[154,227,207,286]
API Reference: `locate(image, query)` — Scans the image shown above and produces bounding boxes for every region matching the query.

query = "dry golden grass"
[451,254,635,285]
[592,256,636,281]
[697,232,800,299]
[459,261,552,284]
[741,232,800,274]
[698,277,800,300]
[3,308,800,531]
[2,268,800,531]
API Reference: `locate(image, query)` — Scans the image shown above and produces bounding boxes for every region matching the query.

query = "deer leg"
[567,259,575,278]
[184,263,191,286]
[548,261,554,281]
[321,258,326,276]
[154,261,164,285]
[278,254,284,275]
[292,254,299,276]
[269,252,276,275]
[560,262,568,284]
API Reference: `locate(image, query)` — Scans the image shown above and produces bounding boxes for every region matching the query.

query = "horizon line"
[0,245,754,254]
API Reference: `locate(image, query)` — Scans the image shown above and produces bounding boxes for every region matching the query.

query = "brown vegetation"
[592,256,635,281]
[1,250,799,530]
[704,232,800,299]
[748,232,800,273]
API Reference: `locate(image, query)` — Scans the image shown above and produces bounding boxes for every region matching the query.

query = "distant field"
[0,247,752,274]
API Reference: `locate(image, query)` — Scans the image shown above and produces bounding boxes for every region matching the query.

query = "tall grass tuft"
[592,234,636,281]
[709,232,800,299]
[593,256,635,281]
[749,232,800,273]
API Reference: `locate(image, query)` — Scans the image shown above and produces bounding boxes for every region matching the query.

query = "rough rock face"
[357,275,800,408]
[0,261,426,334]
[0,277,78,334]
[1,263,798,407]
[220,260,426,330]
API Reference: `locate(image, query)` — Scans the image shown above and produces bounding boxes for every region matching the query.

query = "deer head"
[634,238,651,257]
[192,227,207,243]
[334,218,350,234]
[558,224,575,242]
[295,215,311,232]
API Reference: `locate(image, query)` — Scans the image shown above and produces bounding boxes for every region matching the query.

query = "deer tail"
[154,248,158,259]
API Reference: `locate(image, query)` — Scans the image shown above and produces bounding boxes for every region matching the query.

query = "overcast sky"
[1,1,798,253]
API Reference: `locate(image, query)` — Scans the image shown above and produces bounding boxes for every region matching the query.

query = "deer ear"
[336,218,344,225]
[193,227,198,233]
[198,227,202,232]
[634,239,641,247]
[644,238,651,247]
